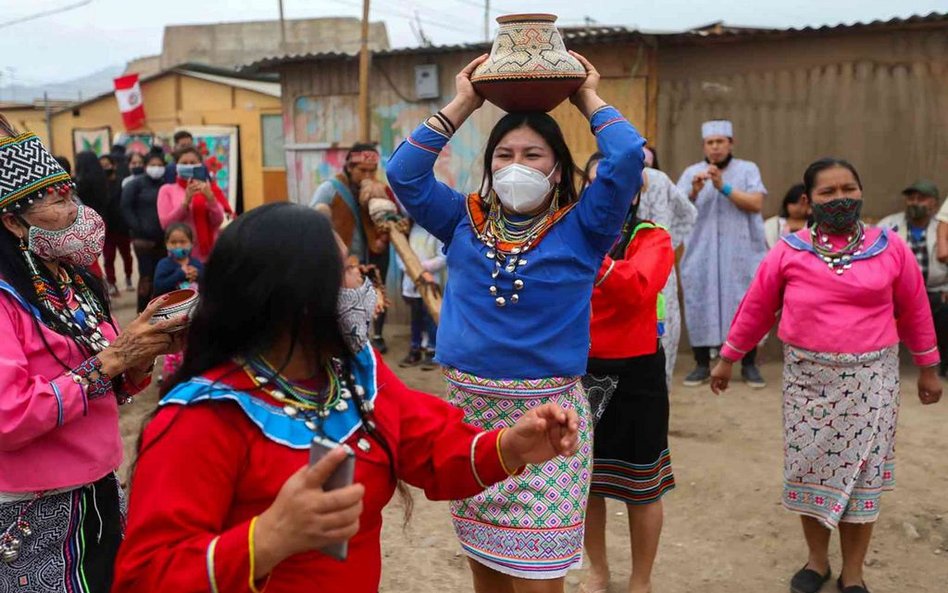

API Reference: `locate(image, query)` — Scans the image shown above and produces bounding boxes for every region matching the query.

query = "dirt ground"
[112,290,948,593]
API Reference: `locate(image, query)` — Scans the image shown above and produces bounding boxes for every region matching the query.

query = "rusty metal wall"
[656,27,948,219]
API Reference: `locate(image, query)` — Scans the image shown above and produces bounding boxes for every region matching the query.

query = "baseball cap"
[902,179,940,198]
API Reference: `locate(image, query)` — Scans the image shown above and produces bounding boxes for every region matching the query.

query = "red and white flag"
[113,74,146,130]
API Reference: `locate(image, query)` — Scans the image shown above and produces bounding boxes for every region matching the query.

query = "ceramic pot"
[472,13,585,113]
[149,288,198,332]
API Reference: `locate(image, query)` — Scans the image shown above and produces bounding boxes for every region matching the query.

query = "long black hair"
[779,183,807,218]
[148,203,412,514]
[162,203,345,390]
[803,158,863,197]
[74,150,110,216]
[480,112,578,206]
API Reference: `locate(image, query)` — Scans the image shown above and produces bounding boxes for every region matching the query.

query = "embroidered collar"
[0,280,42,321]
[782,227,889,262]
[465,193,575,253]
[160,345,379,449]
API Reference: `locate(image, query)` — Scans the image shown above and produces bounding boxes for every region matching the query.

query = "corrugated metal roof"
[243,12,946,71]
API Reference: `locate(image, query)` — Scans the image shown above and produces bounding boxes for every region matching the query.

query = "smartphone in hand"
[309,436,357,561]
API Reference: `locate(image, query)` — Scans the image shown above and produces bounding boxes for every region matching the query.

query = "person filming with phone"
[157,147,226,262]
[112,203,582,593]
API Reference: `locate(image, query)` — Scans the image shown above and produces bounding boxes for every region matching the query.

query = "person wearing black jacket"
[100,154,134,295]
[122,152,168,312]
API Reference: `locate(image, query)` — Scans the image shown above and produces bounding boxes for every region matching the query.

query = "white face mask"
[492,163,556,214]
[145,165,166,180]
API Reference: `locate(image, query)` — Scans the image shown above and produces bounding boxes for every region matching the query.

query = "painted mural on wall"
[72,127,112,156]
[286,97,488,205]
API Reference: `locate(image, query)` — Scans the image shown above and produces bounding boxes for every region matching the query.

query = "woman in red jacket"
[112,203,581,593]
[579,156,676,593]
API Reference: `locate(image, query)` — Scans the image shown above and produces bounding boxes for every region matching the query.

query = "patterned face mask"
[337,278,377,354]
[27,204,106,266]
[811,197,863,235]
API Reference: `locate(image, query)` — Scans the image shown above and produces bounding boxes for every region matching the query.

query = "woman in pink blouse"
[157,147,226,262]
[0,116,181,592]
[711,158,942,593]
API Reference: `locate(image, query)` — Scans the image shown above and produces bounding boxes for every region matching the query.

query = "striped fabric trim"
[64,487,89,593]
[51,382,64,426]
[723,340,748,355]
[909,345,938,357]
[406,135,441,156]
[442,369,579,400]
[589,105,611,119]
[594,259,615,287]
[470,431,489,489]
[206,536,221,593]
[591,449,675,505]
[593,117,626,134]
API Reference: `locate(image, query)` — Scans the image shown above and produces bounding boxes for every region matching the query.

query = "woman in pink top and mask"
[710,158,942,593]
[157,147,227,262]
[0,115,181,592]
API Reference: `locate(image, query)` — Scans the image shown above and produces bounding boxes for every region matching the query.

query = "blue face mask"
[169,247,191,260]
[176,164,207,181]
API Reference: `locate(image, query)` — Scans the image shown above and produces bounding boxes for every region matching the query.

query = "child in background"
[396,223,445,370]
[153,223,204,378]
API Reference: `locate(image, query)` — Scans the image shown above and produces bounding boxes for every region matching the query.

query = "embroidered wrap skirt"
[782,345,900,528]
[445,368,592,579]
[0,473,125,593]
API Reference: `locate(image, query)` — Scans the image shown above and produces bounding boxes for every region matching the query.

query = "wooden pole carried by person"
[384,221,442,324]
[358,0,372,141]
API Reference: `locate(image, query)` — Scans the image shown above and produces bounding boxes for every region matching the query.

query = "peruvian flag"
[113,74,146,130]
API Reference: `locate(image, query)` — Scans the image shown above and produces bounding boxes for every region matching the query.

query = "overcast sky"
[0,0,944,85]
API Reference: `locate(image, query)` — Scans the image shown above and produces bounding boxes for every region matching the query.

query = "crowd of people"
[0,49,943,593]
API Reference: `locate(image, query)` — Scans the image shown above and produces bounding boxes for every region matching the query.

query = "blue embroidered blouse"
[386,106,645,380]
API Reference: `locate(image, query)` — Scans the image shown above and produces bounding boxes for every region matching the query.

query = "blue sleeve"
[153,259,185,297]
[575,106,646,255]
[164,163,176,184]
[385,123,465,245]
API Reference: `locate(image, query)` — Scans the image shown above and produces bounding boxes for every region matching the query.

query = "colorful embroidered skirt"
[445,368,591,579]
[782,345,899,528]
[0,473,125,593]
[584,350,675,505]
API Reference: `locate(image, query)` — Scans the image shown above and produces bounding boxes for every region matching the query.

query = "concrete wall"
[656,25,948,219]
[48,73,283,211]
[161,18,389,71]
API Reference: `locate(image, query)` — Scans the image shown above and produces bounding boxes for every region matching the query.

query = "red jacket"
[113,353,511,593]
[589,222,674,359]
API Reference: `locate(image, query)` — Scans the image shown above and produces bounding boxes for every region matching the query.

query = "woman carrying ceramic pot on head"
[386,52,645,592]
[710,158,942,593]
[157,147,226,262]
[0,116,182,592]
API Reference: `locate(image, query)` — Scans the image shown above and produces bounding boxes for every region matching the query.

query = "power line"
[0,0,93,30]
[451,0,512,15]
[327,0,469,35]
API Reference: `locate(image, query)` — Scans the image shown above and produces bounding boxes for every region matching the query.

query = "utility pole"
[484,0,490,41]
[44,92,53,153]
[358,0,371,142]
[277,0,287,50]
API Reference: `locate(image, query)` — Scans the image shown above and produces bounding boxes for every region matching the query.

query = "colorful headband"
[347,150,380,165]
[0,132,74,214]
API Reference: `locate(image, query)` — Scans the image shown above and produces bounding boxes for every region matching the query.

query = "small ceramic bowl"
[148,289,198,332]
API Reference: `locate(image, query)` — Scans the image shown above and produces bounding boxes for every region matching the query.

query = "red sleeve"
[374,356,512,500]
[890,233,940,366]
[595,228,674,308]
[113,404,268,593]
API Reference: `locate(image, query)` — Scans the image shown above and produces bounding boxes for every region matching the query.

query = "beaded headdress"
[0,115,75,215]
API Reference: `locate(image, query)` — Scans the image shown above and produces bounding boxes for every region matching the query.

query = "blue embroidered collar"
[781,228,889,263]
[160,345,379,449]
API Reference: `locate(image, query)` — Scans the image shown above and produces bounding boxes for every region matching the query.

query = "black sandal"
[790,564,831,593]
[837,577,870,593]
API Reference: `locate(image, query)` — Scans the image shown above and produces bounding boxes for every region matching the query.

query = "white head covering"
[701,120,733,139]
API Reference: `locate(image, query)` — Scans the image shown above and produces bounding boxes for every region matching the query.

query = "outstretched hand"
[500,403,580,469]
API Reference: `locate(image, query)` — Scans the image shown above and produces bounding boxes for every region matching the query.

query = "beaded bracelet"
[425,115,453,138]
[435,110,457,134]
[69,356,112,400]
[496,428,520,476]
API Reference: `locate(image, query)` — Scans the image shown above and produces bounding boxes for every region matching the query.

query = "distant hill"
[0,64,126,103]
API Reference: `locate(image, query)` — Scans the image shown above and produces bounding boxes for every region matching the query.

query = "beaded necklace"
[475,191,567,307]
[242,356,374,444]
[22,243,111,352]
[810,222,866,276]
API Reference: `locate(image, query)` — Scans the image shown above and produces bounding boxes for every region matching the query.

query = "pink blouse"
[720,227,939,367]
[0,288,123,492]
[156,183,224,262]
